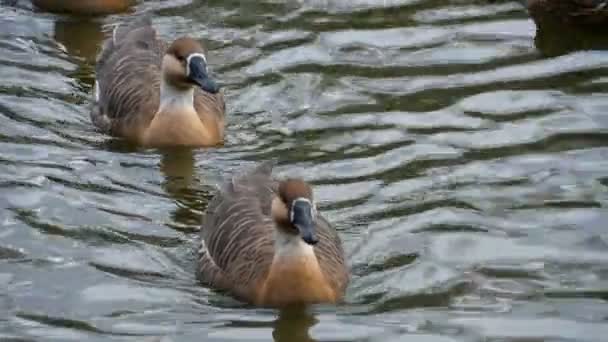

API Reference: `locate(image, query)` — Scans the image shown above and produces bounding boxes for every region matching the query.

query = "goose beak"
[291,200,318,245]
[187,55,220,94]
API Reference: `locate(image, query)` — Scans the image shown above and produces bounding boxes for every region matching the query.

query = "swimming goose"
[91,17,225,147]
[197,162,349,307]
[32,0,134,15]
[525,0,608,27]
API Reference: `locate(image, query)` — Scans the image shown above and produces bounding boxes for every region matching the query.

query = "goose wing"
[197,162,277,299]
[193,86,225,128]
[91,16,165,136]
[313,216,349,296]
[527,0,608,22]
[573,0,608,17]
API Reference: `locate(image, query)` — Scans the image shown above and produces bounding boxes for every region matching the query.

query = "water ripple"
[1,0,608,341]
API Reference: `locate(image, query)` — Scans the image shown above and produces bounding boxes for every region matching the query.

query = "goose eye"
[176,55,185,62]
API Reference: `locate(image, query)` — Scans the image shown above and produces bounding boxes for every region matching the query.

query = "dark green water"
[1,1,608,341]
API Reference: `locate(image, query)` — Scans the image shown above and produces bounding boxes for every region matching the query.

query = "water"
[1,0,608,341]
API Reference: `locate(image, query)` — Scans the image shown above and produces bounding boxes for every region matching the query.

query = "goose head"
[272,179,319,245]
[162,37,220,94]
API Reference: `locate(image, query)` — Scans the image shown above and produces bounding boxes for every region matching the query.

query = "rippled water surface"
[2,0,608,341]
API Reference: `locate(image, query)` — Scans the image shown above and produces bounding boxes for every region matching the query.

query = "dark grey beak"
[291,200,318,245]
[188,55,220,94]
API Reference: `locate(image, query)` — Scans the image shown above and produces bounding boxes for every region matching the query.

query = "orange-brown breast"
[139,107,224,147]
[255,253,337,307]
[32,0,133,15]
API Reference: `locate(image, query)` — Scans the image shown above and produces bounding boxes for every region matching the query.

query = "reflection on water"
[53,17,105,63]
[1,0,608,341]
[272,309,318,342]
[159,148,212,232]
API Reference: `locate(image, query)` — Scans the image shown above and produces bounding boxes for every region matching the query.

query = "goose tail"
[111,14,153,45]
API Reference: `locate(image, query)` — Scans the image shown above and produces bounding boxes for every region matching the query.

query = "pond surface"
[1,0,608,341]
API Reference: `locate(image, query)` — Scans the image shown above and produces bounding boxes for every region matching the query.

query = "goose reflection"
[50,15,106,96]
[203,306,319,342]
[272,308,318,342]
[52,16,105,64]
[159,148,211,232]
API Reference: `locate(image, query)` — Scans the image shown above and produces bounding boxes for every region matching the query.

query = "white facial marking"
[290,197,315,223]
[186,53,207,77]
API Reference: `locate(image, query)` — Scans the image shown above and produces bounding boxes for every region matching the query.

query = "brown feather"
[278,179,313,204]
[527,0,608,27]
[32,0,133,15]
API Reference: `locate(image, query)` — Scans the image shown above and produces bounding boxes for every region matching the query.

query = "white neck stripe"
[159,75,195,112]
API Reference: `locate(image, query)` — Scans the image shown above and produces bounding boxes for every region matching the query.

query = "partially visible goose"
[525,0,608,27]
[91,17,225,147]
[32,0,134,15]
[197,162,349,308]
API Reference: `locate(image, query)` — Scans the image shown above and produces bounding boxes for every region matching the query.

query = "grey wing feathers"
[95,15,156,85]
[580,0,608,8]
[197,163,277,295]
[228,161,276,204]
[571,0,608,14]
[92,16,164,134]
[194,88,226,122]
[112,15,154,44]
[314,217,349,294]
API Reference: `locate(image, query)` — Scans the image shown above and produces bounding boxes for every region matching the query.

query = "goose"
[32,0,134,15]
[91,17,225,147]
[197,162,349,308]
[525,0,608,27]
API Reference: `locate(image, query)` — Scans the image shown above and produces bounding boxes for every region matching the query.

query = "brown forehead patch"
[278,179,313,204]
[166,37,205,59]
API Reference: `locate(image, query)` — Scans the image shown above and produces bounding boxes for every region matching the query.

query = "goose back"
[91,17,225,144]
[527,0,608,26]
[197,162,349,306]
[33,0,134,15]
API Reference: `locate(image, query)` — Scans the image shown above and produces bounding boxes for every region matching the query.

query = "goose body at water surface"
[91,17,225,147]
[525,0,608,27]
[197,162,349,308]
[32,0,134,15]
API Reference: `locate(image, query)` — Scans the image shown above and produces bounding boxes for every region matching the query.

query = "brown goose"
[32,0,134,15]
[525,0,608,27]
[197,162,349,308]
[91,17,225,147]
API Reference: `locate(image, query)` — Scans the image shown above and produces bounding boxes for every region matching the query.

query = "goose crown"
[166,37,207,61]
[162,37,219,94]
[278,179,314,206]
